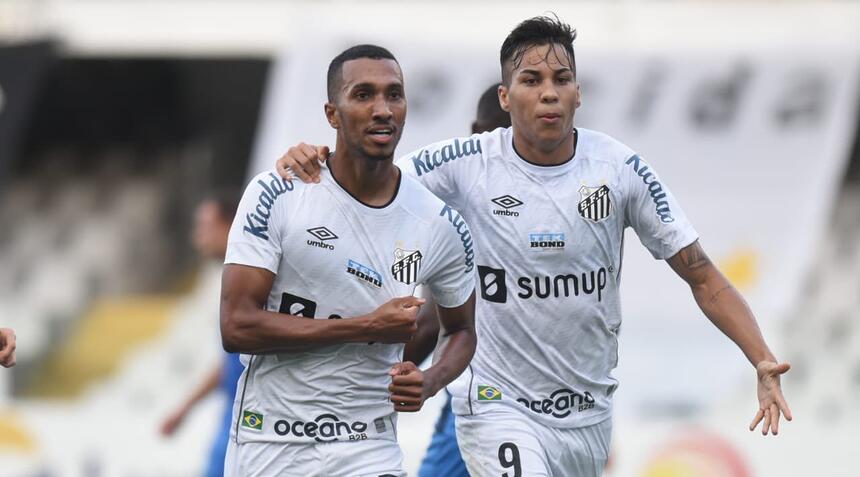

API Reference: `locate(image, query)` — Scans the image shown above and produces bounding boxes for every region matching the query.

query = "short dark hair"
[327,44,399,102]
[500,15,577,85]
[473,83,511,134]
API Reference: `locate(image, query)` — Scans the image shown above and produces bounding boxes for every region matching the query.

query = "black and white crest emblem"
[391,248,423,285]
[578,185,612,222]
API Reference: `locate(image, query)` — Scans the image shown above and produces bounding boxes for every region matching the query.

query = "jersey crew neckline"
[509,128,578,176]
[324,160,404,215]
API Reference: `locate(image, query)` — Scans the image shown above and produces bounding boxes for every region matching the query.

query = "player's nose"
[371,97,393,121]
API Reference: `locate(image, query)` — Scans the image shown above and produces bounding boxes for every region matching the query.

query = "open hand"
[749,360,792,435]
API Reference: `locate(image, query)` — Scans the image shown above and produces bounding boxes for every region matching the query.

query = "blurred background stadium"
[1,1,859,476]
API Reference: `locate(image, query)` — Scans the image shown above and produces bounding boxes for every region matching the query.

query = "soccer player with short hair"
[276,16,791,476]
[221,44,477,476]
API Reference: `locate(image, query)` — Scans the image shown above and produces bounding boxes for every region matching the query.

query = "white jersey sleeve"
[395,132,488,212]
[422,203,477,308]
[622,153,698,259]
[225,170,293,273]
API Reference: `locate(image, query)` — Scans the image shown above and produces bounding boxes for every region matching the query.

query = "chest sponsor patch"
[578,185,612,222]
[391,248,423,285]
[347,259,383,288]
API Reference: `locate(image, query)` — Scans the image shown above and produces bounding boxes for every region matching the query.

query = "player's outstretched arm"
[666,240,792,436]
[389,291,476,412]
[0,328,16,368]
[275,143,330,183]
[221,264,424,353]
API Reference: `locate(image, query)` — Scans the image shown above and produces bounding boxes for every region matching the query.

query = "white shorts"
[455,405,611,477]
[224,437,405,477]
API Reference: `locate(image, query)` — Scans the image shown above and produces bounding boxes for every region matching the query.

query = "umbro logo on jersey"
[491,195,523,217]
[578,185,612,222]
[529,232,565,251]
[347,259,383,288]
[306,227,338,250]
[477,266,507,303]
[391,249,422,285]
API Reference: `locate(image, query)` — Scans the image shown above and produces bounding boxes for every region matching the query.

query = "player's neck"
[511,127,577,166]
[328,150,400,208]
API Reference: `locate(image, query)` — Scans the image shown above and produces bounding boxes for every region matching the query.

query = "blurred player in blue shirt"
[160,193,243,477]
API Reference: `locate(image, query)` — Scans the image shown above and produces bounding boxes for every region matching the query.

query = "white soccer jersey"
[396,127,698,429]
[224,165,476,445]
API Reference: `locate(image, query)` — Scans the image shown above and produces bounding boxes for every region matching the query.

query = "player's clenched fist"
[276,143,330,184]
[389,361,430,412]
[0,328,17,368]
[363,296,424,343]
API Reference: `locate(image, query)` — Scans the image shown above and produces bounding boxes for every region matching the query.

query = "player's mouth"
[366,125,397,145]
[537,112,562,125]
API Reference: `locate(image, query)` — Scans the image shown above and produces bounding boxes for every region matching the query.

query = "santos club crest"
[391,248,423,285]
[577,185,612,222]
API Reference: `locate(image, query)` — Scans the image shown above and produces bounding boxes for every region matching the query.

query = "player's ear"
[324,102,339,129]
[498,84,510,113]
[575,82,582,109]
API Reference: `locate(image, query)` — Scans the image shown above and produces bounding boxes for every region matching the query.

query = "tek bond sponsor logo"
[439,205,475,273]
[273,413,369,443]
[625,154,675,223]
[478,266,609,303]
[529,232,565,251]
[411,137,482,176]
[243,172,295,240]
[516,388,596,419]
[347,259,383,288]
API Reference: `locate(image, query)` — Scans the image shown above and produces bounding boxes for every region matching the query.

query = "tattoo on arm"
[708,285,732,305]
[679,242,711,270]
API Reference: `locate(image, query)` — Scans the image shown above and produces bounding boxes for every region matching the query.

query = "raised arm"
[389,291,476,412]
[220,263,423,354]
[667,240,792,435]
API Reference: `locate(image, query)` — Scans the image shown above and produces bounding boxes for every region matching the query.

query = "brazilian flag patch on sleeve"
[242,410,264,431]
[477,385,502,401]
